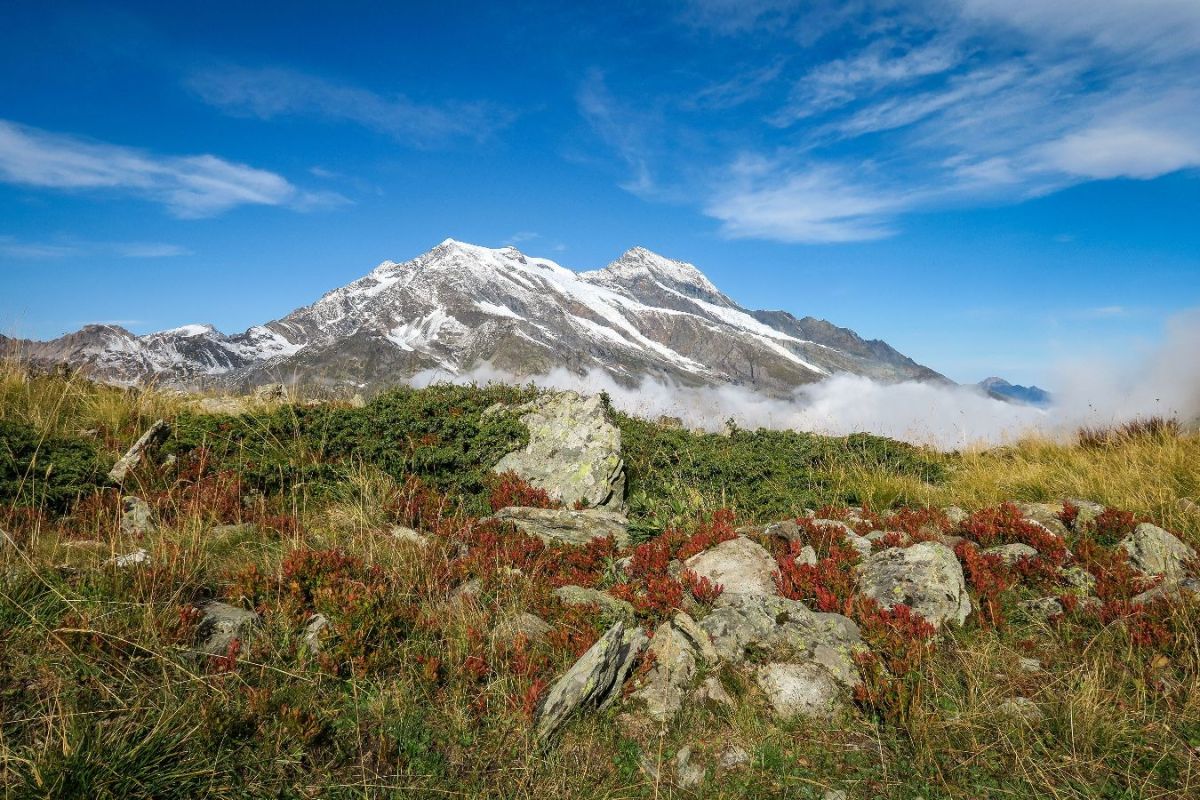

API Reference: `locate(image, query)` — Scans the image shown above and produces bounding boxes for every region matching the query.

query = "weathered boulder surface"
[120,496,155,537]
[492,506,629,547]
[555,585,636,618]
[493,392,625,511]
[755,662,843,719]
[857,541,971,628]
[1015,502,1070,538]
[107,419,169,484]
[1120,523,1197,584]
[984,543,1039,566]
[631,612,716,721]
[196,601,261,656]
[684,536,778,596]
[535,620,647,742]
[699,593,862,685]
[492,612,554,645]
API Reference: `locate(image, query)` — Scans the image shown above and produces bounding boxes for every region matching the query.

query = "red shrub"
[960,503,1069,568]
[681,569,724,605]
[1088,508,1137,546]
[851,599,938,723]
[674,509,738,560]
[1059,501,1079,529]
[487,471,558,512]
[955,541,1015,628]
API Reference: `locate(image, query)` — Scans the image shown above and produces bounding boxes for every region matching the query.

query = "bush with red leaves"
[955,541,1016,628]
[852,599,938,723]
[486,471,559,512]
[1087,508,1137,547]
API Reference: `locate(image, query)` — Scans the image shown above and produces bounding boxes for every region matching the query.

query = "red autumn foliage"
[851,599,938,723]
[1087,508,1137,546]
[954,541,1015,628]
[681,569,724,605]
[674,509,738,560]
[960,503,1069,570]
[487,471,559,512]
[1058,501,1079,529]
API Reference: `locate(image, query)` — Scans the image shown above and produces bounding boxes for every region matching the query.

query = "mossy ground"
[1,364,1198,799]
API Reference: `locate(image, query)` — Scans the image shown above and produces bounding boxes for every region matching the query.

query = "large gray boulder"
[684,536,778,597]
[195,601,260,656]
[493,392,625,511]
[857,541,971,628]
[699,593,862,686]
[1120,523,1197,584]
[491,506,629,547]
[1015,502,1070,538]
[755,662,843,719]
[534,620,647,742]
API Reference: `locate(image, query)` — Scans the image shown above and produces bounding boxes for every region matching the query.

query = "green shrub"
[0,419,112,512]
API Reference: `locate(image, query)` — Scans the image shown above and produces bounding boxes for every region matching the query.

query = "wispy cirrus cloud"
[188,65,514,147]
[0,235,193,260]
[0,119,344,217]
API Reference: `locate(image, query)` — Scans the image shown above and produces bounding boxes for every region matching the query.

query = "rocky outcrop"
[107,419,170,484]
[1120,523,1197,584]
[631,612,716,721]
[493,392,625,511]
[534,621,648,742]
[684,536,778,597]
[195,601,260,656]
[857,541,971,627]
[491,506,629,547]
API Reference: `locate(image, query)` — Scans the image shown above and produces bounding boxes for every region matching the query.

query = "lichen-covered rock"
[699,593,862,685]
[1131,577,1200,606]
[693,675,735,709]
[107,419,169,485]
[555,585,636,618]
[390,525,429,547]
[684,536,778,596]
[943,505,970,525]
[108,548,150,568]
[631,612,714,721]
[983,542,1039,565]
[755,662,842,719]
[1015,502,1070,538]
[492,506,629,547]
[1059,565,1097,595]
[304,613,329,652]
[1066,499,1105,528]
[493,392,625,511]
[120,496,155,536]
[1020,596,1064,620]
[492,612,553,645]
[857,541,971,628]
[1120,523,1197,583]
[196,601,260,656]
[534,620,647,742]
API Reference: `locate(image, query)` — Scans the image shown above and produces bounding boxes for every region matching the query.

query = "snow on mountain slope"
[11,240,948,394]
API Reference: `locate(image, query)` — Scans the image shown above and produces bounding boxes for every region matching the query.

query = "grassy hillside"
[1,364,1198,799]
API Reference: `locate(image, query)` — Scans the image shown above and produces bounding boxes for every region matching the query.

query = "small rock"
[107,419,170,484]
[493,612,553,644]
[1178,498,1200,516]
[794,545,818,567]
[998,696,1042,722]
[1120,523,1197,584]
[1059,566,1097,595]
[943,506,970,525]
[693,675,735,709]
[1020,597,1064,620]
[1131,577,1200,606]
[1066,499,1104,528]
[449,579,482,604]
[109,548,150,568]
[304,613,329,652]
[845,533,873,559]
[534,620,647,742]
[823,791,849,800]
[755,662,842,719]
[674,746,705,789]
[1015,502,1070,538]
[632,616,703,721]
[984,542,1039,566]
[253,383,288,402]
[718,745,751,770]
[196,601,260,656]
[390,525,429,547]
[684,536,779,597]
[857,541,971,628]
[1018,657,1043,673]
[120,496,155,536]
[554,585,636,618]
[491,506,629,547]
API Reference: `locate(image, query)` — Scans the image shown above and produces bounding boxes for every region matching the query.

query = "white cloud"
[0,119,341,217]
[0,235,192,260]
[189,65,513,147]
[1036,122,1200,180]
[576,70,659,197]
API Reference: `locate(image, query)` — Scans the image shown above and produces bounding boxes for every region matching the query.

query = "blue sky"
[1,0,1197,386]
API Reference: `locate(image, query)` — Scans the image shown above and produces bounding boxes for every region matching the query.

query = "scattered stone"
[823,791,849,800]
[196,601,260,656]
[1018,657,1043,673]
[984,543,1039,566]
[491,506,629,547]
[107,419,169,484]
[304,613,329,652]
[1020,597,1064,620]
[693,675,735,709]
[718,744,751,770]
[1131,577,1200,606]
[755,662,843,719]
[1015,502,1070,538]
[632,615,708,721]
[492,612,553,644]
[699,593,862,686]
[449,579,482,605]
[120,496,155,536]
[1059,565,1097,595]
[674,746,705,789]
[1066,499,1105,528]
[684,536,778,597]
[555,585,636,618]
[795,545,818,567]
[493,391,626,511]
[1120,523,1197,584]
[534,620,648,742]
[857,541,971,628]
[998,696,1042,722]
[389,525,429,547]
[108,548,149,568]
[253,383,289,402]
[943,505,970,525]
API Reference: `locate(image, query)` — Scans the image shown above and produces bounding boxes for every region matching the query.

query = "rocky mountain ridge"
[5,239,948,394]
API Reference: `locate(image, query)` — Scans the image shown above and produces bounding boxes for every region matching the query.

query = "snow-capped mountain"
[6,240,947,393]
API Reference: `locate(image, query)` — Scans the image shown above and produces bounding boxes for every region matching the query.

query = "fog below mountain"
[413,309,1200,450]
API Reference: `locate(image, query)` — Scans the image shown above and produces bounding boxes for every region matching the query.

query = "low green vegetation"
[1,364,1197,799]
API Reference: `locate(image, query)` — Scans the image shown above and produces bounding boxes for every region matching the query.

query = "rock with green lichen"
[857,541,971,627]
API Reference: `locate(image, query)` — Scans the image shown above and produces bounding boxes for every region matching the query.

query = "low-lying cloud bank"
[412,309,1200,451]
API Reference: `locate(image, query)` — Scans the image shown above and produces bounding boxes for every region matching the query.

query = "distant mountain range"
[3,240,951,395]
[977,377,1052,407]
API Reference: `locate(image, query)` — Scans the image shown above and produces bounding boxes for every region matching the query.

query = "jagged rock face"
[492,392,626,512]
[857,542,971,628]
[11,240,948,395]
[1120,523,1197,584]
[631,612,716,722]
[684,536,779,597]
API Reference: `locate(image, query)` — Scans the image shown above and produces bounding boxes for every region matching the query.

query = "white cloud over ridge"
[412,307,1200,450]
[0,119,343,217]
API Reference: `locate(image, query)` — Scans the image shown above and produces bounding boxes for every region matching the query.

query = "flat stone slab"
[492,506,629,547]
